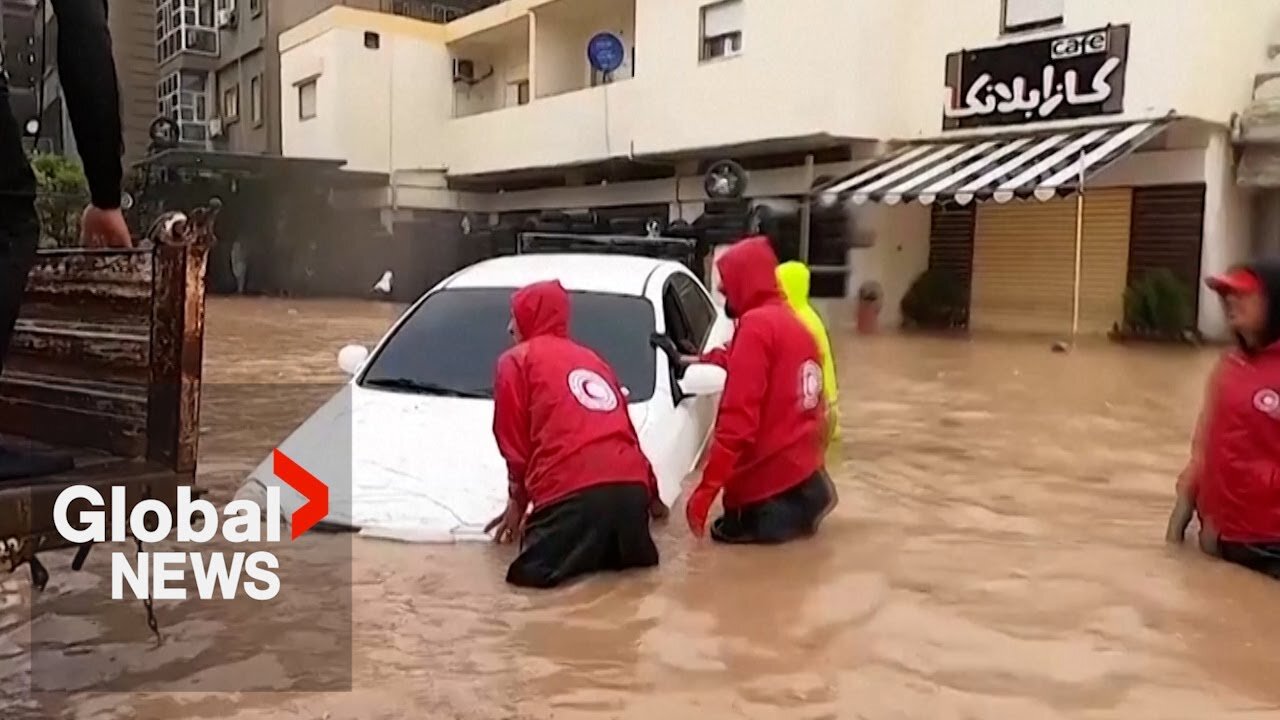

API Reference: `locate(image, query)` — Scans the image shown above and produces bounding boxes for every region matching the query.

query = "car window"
[671,273,716,348]
[359,287,657,402]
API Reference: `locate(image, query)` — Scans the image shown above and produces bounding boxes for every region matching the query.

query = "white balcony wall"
[895,0,1280,139]
[281,9,453,174]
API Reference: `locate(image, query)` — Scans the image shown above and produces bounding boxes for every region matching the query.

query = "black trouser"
[507,482,659,589]
[711,469,837,545]
[1219,541,1280,580]
[0,68,40,378]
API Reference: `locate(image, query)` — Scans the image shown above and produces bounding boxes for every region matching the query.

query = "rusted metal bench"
[0,205,217,587]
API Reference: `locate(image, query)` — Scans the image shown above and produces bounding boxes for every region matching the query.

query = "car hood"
[244,383,650,542]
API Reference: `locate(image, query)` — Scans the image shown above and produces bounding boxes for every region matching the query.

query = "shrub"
[31,152,89,248]
[901,268,967,329]
[1122,269,1194,337]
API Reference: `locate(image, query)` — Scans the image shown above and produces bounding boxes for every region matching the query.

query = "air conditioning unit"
[217,8,237,28]
[452,58,475,83]
[209,118,224,137]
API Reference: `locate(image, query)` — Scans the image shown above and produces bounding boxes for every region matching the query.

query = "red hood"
[511,280,570,339]
[716,236,782,313]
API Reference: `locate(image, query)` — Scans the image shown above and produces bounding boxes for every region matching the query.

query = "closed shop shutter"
[972,198,1076,334]
[1128,185,1205,314]
[928,202,976,322]
[1078,188,1133,333]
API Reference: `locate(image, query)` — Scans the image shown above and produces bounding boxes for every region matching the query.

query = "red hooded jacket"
[492,280,658,511]
[696,237,827,509]
[1194,260,1280,543]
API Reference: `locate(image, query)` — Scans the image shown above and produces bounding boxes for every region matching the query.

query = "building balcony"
[446,80,637,176]
[449,15,530,118]
[531,0,635,100]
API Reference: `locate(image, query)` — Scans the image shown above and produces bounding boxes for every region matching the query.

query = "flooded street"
[6,296,1280,719]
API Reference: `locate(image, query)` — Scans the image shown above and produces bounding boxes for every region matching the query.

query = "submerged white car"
[235,251,733,542]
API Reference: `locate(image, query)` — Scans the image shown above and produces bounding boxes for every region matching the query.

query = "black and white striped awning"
[820,120,1168,206]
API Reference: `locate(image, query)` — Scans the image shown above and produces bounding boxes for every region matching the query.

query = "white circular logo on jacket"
[800,360,823,411]
[1254,388,1280,418]
[568,369,619,412]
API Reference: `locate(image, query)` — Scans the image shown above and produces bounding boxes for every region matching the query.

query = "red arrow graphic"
[272,449,329,540]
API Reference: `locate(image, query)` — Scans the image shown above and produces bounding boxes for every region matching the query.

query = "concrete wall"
[215,49,270,151]
[1199,128,1256,339]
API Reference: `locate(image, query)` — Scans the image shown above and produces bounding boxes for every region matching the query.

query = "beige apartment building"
[278,0,1280,339]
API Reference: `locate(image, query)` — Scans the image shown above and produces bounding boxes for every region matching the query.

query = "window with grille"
[155,0,219,64]
[157,69,212,145]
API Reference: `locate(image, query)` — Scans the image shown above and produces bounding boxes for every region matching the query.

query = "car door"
[669,272,726,468]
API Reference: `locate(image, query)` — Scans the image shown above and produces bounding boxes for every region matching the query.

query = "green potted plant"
[1117,269,1196,342]
[900,268,967,330]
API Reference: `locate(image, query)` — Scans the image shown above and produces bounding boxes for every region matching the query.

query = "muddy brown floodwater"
[4,296,1280,719]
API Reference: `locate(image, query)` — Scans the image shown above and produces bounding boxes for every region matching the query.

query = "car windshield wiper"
[361,377,490,398]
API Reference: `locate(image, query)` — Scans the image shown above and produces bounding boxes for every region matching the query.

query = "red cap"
[1206,268,1262,296]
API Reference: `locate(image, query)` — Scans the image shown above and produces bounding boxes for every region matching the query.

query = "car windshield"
[358,287,657,402]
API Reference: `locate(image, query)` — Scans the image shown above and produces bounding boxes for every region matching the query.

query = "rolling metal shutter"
[1077,188,1133,334]
[971,191,1133,335]
[972,199,1076,334]
[928,202,975,279]
[927,202,976,324]
[1128,185,1206,315]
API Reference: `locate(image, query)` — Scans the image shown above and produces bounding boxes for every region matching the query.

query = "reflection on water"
[4,296,1280,719]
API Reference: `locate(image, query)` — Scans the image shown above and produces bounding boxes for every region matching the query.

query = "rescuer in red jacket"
[486,279,667,588]
[683,236,838,543]
[1171,259,1280,578]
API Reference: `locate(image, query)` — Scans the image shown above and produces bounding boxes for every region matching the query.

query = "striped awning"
[820,120,1168,206]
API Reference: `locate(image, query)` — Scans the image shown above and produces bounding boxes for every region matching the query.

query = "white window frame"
[1001,0,1064,34]
[155,0,219,64]
[699,0,743,62]
[157,69,211,145]
[297,77,318,121]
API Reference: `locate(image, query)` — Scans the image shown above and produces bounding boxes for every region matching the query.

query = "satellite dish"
[587,32,625,74]
[704,159,748,200]
[120,192,134,210]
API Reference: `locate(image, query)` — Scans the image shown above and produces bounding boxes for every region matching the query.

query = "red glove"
[685,480,721,538]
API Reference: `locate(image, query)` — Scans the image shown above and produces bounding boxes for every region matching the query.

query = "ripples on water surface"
[3,296,1279,719]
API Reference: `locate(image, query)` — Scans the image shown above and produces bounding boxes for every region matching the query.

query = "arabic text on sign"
[943,55,1121,121]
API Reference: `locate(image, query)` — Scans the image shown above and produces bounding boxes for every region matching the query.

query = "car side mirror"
[337,344,370,375]
[677,363,726,398]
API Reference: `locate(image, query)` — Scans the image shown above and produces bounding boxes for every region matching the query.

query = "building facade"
[194,0,498,154]
[278,0,1280,337]
[32,0,156,165]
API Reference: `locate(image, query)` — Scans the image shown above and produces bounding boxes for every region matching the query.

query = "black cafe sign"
[942,25,1130,130]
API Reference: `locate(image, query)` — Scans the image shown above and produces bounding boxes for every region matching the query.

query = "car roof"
[442,253,684,296]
